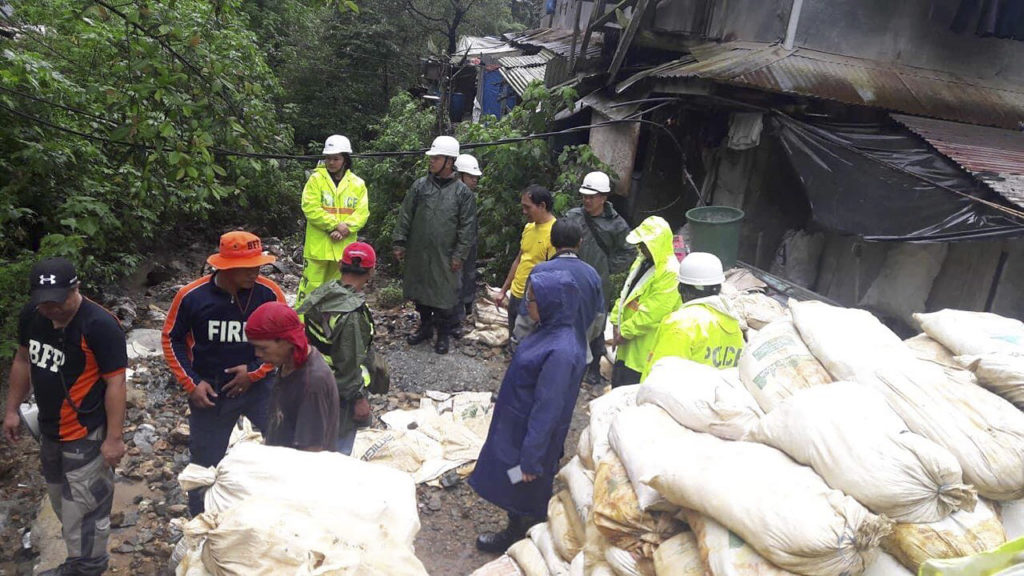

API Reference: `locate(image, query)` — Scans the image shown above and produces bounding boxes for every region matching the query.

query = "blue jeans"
[187,377,272,516]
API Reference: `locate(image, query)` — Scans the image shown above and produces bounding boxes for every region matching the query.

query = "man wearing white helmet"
[641,252,745,381]
[562,171,634,384]
[453,153,483,327]
[297,134,369,307]
[393,136,477,354]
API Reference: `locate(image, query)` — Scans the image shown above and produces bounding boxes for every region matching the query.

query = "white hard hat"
[579,171,611,195]
[678,252,725,286]
[322,134,352,155]
[454,154,482,176]
[425,135,460,157]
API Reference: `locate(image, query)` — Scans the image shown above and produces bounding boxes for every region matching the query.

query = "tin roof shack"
[539,0,1024,325]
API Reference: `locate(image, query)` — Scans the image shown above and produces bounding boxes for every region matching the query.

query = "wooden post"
[607,0,650,83]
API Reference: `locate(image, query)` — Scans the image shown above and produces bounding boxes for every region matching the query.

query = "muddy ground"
[0,240,601,576]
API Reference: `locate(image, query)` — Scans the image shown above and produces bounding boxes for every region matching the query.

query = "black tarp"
[774,115,1024,241]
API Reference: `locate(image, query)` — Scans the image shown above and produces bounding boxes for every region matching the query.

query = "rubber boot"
[407,321,434,345]
[476,513,528,553]
[434,330,450,354]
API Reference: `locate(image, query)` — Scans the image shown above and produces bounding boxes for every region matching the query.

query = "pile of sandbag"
[176,440,427,575]
[465,289,510,347]
[470,302,1024,576]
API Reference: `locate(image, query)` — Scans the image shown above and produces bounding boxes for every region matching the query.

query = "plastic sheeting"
[775,116,1024,241]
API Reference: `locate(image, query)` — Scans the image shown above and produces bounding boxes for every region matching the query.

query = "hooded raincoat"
[469,269,586,518]
[392,174,477,310]
[297,282,373,439]
[611,216,682,374]
[562,204,635,307]
[641,295,746,380]
[301,166,369,262]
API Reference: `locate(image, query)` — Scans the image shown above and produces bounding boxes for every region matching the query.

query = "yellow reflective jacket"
[641,295,746,380]
[611,216,681,373]
[301,166,369,262]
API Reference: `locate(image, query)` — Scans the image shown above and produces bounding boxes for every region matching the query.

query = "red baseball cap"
[342,242,376,270]
[207,231,276,270]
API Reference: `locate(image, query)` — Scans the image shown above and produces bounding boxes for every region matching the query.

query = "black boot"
[434,331,450,354]
[476,514,528,553]
[407,322,433,345]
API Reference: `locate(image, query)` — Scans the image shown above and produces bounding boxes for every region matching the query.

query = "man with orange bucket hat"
[162,231,286,515]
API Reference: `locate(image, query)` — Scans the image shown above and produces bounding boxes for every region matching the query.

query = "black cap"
[29,257,79,305]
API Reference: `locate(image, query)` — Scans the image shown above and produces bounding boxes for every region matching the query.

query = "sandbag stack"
[470,302,1024,576]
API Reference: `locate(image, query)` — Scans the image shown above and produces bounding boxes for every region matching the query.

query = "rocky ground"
[0,237,601,576]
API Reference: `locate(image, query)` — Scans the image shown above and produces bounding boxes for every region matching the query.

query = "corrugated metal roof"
[500,65,547,97]
[893,113,1024,209]
[634,42,1024,130]
[505,28,603,60]
[497,51,554,69]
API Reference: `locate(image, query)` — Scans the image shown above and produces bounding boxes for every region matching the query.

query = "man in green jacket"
[297,134,370,307]
[561,171,635,383]
[392,136,478,355]
[298,242,378,455]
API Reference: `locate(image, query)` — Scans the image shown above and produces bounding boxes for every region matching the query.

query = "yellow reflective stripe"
[361,366,370,387]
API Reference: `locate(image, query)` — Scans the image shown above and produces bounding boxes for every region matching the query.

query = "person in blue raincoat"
[469,268,587,553]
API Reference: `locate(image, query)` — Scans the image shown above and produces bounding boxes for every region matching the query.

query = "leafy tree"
[0,0,300,356]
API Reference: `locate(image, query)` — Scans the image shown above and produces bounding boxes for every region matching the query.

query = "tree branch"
[404,0,449,24]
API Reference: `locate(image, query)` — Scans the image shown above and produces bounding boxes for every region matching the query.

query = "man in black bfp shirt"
[3,257,128,576]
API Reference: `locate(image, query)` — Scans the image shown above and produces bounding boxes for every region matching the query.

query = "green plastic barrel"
[685,206,745,269]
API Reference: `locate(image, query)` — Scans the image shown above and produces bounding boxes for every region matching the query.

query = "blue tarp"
[481,68,505,119]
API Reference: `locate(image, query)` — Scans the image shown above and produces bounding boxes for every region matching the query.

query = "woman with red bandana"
[245,302,340,452]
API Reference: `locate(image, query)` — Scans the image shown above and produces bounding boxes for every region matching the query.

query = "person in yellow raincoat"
[607,216,681,387]
[297,134,369,307]
[642,252,745,381]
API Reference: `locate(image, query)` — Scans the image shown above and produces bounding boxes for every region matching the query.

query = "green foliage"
[373,278,405,309]
[455,83,613,282]
[0,0,299,357]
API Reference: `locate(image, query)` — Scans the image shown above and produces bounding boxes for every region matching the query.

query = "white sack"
[569,553,583,576]
[470,555,525,576]
[508,538,550,576]
[529,523,569,576]
[588,385,639,466]
[882,499,1006,572]
[637,357,763,440]
[863,552,913,576]
[179,442,421,546]
[608,406,680,512]
[577,426,595,470]
[182,496,427,575]
[548,494,582,562]
[957,353,1024,409]
[859,242,947,325]
[604,547,654,576]
[557,456,595,529]
[915,309,1024,356]
[738,319,832,412]
[651,532,704,576]
[612,405,890,576]
[1000,500,1024,540]
[723,292,786,331]
[791,300,1024,501]
[750,382,976,522]
[683,510,797,576]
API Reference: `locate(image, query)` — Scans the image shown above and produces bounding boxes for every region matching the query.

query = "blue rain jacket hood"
[469,269,587,518]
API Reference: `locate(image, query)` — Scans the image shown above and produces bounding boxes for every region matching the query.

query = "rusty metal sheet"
[641,42,1024,130]
[894,113,1024,209]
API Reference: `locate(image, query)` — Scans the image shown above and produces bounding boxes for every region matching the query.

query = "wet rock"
[169,424,190,446]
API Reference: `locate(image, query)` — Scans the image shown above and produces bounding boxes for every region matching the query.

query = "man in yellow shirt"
[495,185,557,340]
[642,252,745,380]
[297,134,370,307]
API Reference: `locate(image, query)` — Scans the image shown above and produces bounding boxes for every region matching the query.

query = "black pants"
[611,360,642,388]
[588,337,605,371]
[507,295,522,339]
[416,303,457,335]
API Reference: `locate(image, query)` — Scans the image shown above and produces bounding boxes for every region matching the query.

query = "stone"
[126,329,163,360]
[169,424,190,445]
[427,494,442,512]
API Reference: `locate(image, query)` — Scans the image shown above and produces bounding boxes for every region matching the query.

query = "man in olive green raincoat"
[392,136,478,355]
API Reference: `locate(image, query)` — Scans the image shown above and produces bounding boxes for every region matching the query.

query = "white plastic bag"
[738,319,832,412]
[507,538,550,576]
[470,555,525,576]
[637,357,763,440]
[750,382,976,522]
[548,494,582,562]
[557,457,595,530]
[613,405,890,576]
[792,300,1024,501]
[915,310,1024,356]
[957,353,1024,409]
[529,523,569,576]
[651,532,704,576]
[999,500,1024,540]
[588,385,639,466]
